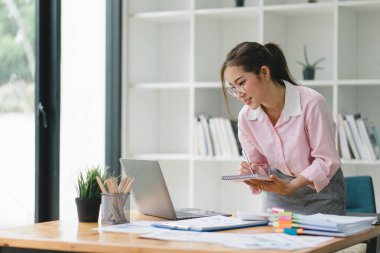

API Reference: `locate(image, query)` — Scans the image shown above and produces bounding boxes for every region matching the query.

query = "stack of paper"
[270,212,377,237]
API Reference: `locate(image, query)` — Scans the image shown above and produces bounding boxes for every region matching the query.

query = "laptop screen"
[119,158,178,220]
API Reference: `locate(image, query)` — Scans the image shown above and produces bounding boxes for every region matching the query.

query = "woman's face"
[224,65,268,110]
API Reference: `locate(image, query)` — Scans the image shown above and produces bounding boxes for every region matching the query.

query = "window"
[0,0,35,228]
[60,0,105,219]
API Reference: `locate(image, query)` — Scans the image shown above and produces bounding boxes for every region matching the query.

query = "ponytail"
[264,43,299,86]
[221,42,299,87]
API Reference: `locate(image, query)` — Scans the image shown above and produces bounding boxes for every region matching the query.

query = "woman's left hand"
[244,174,289,195]
[244,174,312,195]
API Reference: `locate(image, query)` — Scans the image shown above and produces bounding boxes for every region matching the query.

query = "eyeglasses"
[225,83,246,97]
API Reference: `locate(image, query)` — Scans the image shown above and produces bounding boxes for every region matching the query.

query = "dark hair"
[220,42,299,115]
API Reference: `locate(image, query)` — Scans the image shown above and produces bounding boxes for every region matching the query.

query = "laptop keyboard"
[175,211,201,219]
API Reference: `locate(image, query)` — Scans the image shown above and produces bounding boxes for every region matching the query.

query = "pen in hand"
[242,150,255,174]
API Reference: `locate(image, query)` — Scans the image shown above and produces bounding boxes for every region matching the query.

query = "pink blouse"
[238,81,341,192]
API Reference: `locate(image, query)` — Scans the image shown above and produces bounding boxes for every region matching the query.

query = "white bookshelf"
[123,0,380,213]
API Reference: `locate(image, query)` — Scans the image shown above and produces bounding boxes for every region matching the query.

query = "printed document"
[96,221,163,234]
[140,230,333,250]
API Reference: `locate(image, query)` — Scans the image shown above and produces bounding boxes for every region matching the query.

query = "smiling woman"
[220,41,345,215]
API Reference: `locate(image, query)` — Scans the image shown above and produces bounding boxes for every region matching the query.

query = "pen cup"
[100,193,131,224]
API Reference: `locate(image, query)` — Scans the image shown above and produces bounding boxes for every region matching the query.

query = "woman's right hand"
[239,161,258,175]
[239,161,262,194]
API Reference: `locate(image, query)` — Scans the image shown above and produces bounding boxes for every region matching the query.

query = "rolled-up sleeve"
[300,96,341,192]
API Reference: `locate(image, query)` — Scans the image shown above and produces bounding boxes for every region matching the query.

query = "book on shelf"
[336,113,352,160]
[211,117,227,156]
[209,118,222,157]
[216,118,230,157]
[195,116,207,156]
[356,116,377,160]
[364,118,380,159]
[337,113,380,161]
[195,115,241,158]
[193,117,199,155]
[369,124,380,149]
[230,120,243,156]
[224,118,239,157]
[342,119,360,160]
[199,114,214,157]
[345,114,370,160]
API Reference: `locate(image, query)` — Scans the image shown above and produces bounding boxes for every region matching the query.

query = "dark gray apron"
[262,167,345,215]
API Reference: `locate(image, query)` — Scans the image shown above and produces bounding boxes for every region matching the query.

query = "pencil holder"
[100,193,130,224]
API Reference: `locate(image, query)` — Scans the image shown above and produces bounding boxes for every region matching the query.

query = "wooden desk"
[0,212,379,253]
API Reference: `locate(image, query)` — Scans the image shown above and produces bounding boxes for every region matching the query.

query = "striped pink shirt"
[238,81,341,192]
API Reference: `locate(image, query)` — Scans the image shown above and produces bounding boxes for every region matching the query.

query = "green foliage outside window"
[0,0,35,112]
[0,0,35,84]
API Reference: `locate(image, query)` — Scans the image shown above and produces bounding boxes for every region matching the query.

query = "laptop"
[120,158,231,220]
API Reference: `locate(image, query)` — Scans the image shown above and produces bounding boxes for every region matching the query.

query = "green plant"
[296,45,325,72]
[75,165,108,200]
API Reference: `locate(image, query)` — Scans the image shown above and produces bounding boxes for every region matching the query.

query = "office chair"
[339,176,377,253]
[345,176,376,213]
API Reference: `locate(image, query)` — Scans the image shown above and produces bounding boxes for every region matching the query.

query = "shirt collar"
[247,80,302,121]
[282,80,302,120]
[247,105,265,121]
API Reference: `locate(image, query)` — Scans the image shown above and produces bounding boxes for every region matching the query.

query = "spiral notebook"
[221,174,272,182]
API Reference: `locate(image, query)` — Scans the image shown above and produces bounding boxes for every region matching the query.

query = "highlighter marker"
[275,228,303,235]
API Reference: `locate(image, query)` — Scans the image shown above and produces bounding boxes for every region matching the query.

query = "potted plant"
[235,0,244,7]
[75,165,107,222]
[296,45,325,80]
